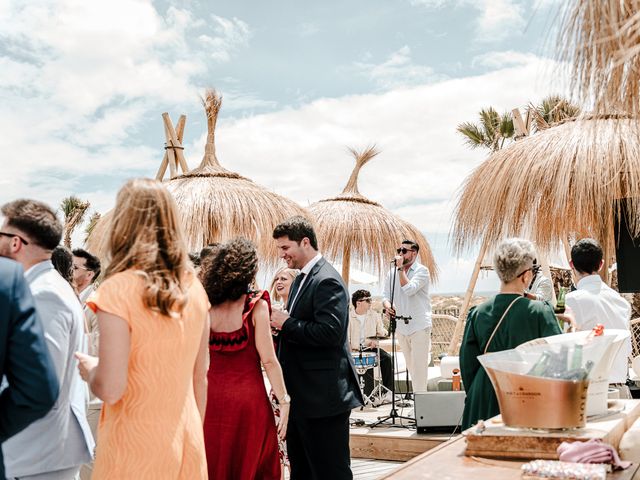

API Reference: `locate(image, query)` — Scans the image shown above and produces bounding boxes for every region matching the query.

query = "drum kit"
[351,335,391,408]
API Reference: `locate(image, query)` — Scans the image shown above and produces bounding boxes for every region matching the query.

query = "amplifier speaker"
[414,391,465,432]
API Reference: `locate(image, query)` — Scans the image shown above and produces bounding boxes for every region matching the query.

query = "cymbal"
[366,335,389,340]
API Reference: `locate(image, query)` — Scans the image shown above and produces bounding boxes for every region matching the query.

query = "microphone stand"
[369,263,415,429]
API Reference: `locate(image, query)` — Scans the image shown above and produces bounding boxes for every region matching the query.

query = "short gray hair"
[493,238,536,283]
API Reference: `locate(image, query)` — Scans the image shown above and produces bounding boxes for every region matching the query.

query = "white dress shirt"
[566,274,632,383]
[288,252,322,310]
[382,261,432,336]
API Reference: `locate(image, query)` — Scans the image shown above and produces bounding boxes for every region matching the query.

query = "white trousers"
[79,401,101,480]
[397,327,431,393]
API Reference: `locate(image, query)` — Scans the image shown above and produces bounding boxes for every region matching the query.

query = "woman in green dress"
[460,238,562,430]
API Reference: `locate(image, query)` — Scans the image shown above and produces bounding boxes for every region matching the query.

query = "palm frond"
[456,122,489,149]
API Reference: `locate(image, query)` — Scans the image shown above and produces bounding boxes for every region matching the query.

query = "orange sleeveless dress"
[88,270,208,479]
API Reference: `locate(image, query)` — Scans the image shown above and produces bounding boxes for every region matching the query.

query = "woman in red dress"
[201,238,290,480]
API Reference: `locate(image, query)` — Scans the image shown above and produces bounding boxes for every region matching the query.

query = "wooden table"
[382,435,640,479]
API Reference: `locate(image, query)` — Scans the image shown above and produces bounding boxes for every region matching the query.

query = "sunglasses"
[0,231,29,245]
[358,298,372,303]
[396,247,415,254]
[517,264,540,278]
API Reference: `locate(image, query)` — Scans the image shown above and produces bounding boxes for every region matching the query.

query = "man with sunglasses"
[0,199,94,480]
[348,290,393,398]
[382,239,432,396]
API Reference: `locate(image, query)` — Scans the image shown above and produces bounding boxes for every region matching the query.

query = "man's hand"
[394,255,403,269]
[270,308,289,331]
[384,305,396,319]
[75,352,98,383]
[556,306,576,332]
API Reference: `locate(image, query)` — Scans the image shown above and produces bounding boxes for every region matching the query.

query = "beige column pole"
[447,238,488,356]
[341,246,351,287]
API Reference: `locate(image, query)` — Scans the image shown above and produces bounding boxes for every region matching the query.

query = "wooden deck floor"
[283,458,402,480]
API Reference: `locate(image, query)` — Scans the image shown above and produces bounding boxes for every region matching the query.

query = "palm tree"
[84,212,101,245]
[456,107,515,152]
[529,95,581,132]
[60,196,90,249]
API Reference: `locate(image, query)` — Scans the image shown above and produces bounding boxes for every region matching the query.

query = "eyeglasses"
[396,247,415,254]
[72,265,89,271]
[517,265,540,278]
[0,231,29,245]
[358,298,372,303]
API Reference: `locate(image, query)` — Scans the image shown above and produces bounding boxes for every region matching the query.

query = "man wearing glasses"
[72,249,101,355]
[0,199,94,480]
[382,239,432,395]
[348,290,393,398]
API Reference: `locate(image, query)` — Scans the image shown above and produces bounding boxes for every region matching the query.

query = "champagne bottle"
[527,351,551,376]
[554,286,566,314]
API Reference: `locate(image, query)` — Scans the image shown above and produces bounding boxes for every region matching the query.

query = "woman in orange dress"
[75,178,209,479]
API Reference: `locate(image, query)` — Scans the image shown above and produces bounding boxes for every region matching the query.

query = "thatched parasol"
[307,146,438,286]
[446,114,640,354]
[559,0,640,115]
[87,90,307,267]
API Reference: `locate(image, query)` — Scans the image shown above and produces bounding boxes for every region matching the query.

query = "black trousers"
[361,347,393,395]
[287,411,352,480]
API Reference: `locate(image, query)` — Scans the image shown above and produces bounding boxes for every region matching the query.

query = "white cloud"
[472,50,541,68]
[182,52,566,242]
[199,15,251,62]
[408,0,526,42]
[354,45,439,90]
[297,22,321,37]
[0,0,253,207]
[408,0,449,6]
[475,0,525,41]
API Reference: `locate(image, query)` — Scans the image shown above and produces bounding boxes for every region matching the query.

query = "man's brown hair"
[1,199,62,250]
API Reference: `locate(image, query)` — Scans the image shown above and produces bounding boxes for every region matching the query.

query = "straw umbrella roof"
[452,114,640,257]
[307,146,438,285]
[559,0,640,115]
[87,90,307,266]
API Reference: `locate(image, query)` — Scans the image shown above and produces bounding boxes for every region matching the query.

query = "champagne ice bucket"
[479,334,614,430]
[484,367,589,429]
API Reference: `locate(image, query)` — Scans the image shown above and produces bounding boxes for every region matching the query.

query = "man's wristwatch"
[279,394,291,405]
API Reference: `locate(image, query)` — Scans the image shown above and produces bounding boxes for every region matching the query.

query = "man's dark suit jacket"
[280,257,363,418]
[0,258,58,478]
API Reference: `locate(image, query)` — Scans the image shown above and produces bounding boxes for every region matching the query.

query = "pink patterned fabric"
[557,439,631,470]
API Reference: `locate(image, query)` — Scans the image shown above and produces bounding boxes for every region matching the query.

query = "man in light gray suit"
[0,200,94,480]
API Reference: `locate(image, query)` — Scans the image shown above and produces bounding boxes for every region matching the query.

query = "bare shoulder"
[254,297,270,315]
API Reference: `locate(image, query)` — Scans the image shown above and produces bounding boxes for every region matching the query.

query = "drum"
[352,351,378,374]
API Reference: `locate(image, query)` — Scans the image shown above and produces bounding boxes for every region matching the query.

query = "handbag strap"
[484,296,522,354]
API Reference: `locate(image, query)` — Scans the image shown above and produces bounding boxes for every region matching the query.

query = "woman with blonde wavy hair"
[75,178,209,479]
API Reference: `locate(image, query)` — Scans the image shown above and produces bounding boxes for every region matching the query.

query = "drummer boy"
[348,290,394,396]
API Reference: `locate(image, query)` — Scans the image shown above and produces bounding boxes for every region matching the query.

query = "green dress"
[460,294,561,430]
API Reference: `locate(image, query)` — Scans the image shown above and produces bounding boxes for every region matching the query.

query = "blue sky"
[0,0,568,292]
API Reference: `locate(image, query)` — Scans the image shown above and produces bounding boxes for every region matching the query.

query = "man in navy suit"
[271,216,363,480]
[0,257,58,479]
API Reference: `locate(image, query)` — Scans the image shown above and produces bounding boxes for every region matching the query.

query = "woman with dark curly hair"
[201,238,289,480]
